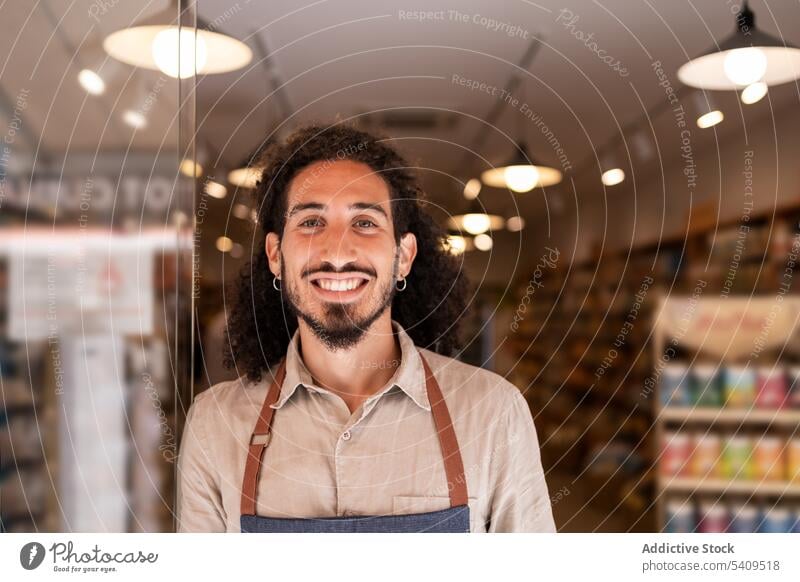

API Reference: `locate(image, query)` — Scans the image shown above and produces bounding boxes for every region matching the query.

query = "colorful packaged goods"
[691,432,721,478]
[661,432,692,477]
[759,507,795,533]
[722,366,756,408]
[664,500,694,533]
[661,364,691,407]
[787,438,800,483]
[692,365,721,407]
[728,504,760,533]
[755,367,788,409]
[751,435,785,481]
[698,501,728,532]
[721,435,753,479]
[788,366,800,408]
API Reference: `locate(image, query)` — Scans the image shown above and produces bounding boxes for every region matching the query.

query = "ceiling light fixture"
[481,142,562,192]
[677,1,800,90]
[103,2,252,79]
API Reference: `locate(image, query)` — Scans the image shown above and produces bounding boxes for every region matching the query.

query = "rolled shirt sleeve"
[176,395,227,532]
[486,387,556,532]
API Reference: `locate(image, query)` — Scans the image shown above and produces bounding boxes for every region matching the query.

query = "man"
[177,123,556,532]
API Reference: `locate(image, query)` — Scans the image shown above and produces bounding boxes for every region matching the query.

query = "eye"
[299,217,323,228]
[355,218,377,228]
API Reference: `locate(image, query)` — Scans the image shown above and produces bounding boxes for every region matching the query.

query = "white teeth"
[315,278,364,291]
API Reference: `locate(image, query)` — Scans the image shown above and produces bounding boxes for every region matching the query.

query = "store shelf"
[660,407,800,426]
[660,476,800,496]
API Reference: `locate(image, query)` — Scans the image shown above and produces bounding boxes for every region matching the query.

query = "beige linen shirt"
[177,319,556,532]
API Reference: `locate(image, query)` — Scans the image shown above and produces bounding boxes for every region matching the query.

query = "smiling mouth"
[310,278,369,292]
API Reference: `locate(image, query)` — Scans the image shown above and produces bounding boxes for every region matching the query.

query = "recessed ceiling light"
[78,69,105,95]
[204,180,227,199]
[473,233,493,251]
[216,236,234,253]
[601,168,626,186]
[122,109,147,129]
[741,81,768,104]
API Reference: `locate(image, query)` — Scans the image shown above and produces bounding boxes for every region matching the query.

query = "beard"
[280,251,399,351]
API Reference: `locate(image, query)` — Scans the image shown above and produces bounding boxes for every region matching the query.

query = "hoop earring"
[273,276,281,291]
[396,276,407,291]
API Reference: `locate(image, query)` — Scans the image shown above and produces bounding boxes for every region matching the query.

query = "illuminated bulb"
[723,47,767,86]
[601,168,625,186]
[506,216,525,232]
[228,166,262,189]
[741,82,767,104]
[205,180,227,199]
[504,165,540,192]
[463,178,481,199]
[473,233,493,251]
[216,236,233,253]
[152,28,207,79]
[78,69,105,95]
[461,213,491,235]
[180,160,203,177]
[230,243,244,259]
[232,203,250,219]
[697,110,724,129]
[446,235,467,255]
[122,109,147,129]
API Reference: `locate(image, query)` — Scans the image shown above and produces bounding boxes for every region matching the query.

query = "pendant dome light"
[447,199,504,235]
[677,1,800,90]
[103,1,252,79]
[481,142,562,192]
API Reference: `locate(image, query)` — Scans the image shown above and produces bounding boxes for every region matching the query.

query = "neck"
[296,311,402,413]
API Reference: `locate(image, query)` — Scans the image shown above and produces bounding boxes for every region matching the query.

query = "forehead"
[286,159,391,208]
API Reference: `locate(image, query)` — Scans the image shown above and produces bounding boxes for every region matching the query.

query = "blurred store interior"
[2,0,800,532]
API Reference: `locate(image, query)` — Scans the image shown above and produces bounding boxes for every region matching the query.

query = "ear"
[397,232,417,280]
[265,232,281,278]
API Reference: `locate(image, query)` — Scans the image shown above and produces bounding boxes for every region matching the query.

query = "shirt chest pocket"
[392,495,484,532]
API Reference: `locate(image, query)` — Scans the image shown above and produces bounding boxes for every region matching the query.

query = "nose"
[316,221,358,268]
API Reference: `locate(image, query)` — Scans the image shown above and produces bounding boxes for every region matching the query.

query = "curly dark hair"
[223,122,471,382]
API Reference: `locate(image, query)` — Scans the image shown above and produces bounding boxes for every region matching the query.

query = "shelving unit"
[652,296,800,532]
[501,201,800,532]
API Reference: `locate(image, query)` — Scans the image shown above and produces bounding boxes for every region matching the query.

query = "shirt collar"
[272,319,430,411]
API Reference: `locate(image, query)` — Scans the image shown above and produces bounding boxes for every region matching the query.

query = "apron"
[240,349,470,533]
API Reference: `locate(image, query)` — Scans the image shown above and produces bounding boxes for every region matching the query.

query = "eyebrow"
[287,202,389,220]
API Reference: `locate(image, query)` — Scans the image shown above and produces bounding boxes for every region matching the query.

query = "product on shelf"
[692,365,721,407]
[788,366,800,408]
[661,365,691,407]
[788,438,800,483]
[691,432,721,478]
[755,367,788,409]
[663,501,800,533]
[722,366,757,408]
[752,435,786,481]
[698,501,728,533]
[728,504,760,533]
[660,432,692,477]
[664,500,694,533]
[720,435,753,480]
[760,507,795,533]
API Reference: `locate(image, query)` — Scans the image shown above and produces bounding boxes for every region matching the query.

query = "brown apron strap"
[419,352,469,508]
[240,358,286,516]
[239,349,469,516]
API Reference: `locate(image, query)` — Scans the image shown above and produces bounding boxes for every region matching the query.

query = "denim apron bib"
[240,350,470,533]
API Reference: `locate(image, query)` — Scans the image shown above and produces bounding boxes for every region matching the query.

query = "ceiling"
[2,0,800,286]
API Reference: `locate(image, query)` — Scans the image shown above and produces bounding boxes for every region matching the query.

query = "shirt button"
[342,430,351,441]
